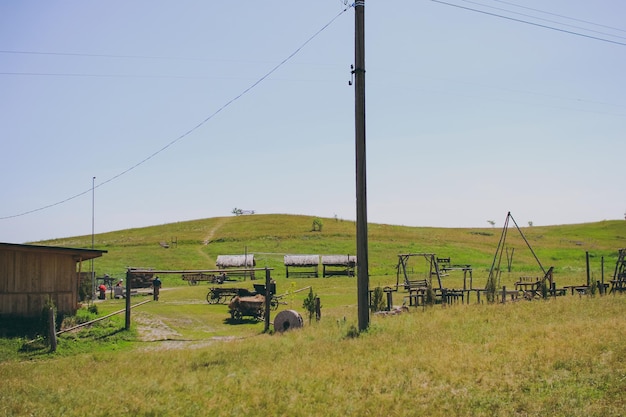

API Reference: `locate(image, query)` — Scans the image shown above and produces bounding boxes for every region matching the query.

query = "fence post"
[502,286,506,304]
[264,268,271,333]
[125,270,131,330]
[48,307,57,352]
[586,251,591,287]
[385,290,393,311]
[601,256,605,295]
[315,297,321,321]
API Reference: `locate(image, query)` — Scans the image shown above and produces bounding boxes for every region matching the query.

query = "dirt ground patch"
[134,311,182,342]
[133,311,234,351]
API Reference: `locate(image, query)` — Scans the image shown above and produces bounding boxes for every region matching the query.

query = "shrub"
[370,286,386,312]
[302,287,320,324]
[311,218,323,232]
[345,324,359,339]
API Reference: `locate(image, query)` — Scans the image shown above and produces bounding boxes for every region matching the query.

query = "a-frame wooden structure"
[396,253,444,291]
[486,212,553,301]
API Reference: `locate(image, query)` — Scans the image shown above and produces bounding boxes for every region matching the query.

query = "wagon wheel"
[188,279,198,286]
[206,289,220,304]
[233,310,243,321]
[270,297,279,311]
[257,306,266,320]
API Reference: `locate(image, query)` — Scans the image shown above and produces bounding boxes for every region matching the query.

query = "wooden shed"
[216,254,255,268]
[0,243,107,318]
[216,254,256,280]
[322,255,357,277]
[284,254,320,278]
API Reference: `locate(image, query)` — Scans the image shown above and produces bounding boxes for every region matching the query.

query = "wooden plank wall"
[0,249,78,317]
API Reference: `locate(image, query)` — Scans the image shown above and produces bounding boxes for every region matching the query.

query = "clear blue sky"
[1,1,625,243]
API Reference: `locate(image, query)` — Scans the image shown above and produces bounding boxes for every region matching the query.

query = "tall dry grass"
[4,215,623,415]
[1,295,624,417]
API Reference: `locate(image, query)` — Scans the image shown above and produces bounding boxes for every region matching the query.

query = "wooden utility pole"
[585,251,591,287]
[264,268,271,333]
[125,270,131,330]
[354,0,369,331]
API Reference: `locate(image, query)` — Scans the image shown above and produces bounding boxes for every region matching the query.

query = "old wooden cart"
[206,287,256,304]
[206,282,282,307]
[228,294,265,321]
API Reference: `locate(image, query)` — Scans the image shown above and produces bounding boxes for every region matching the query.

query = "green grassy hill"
[1,215,625,416]
[41,214,626,288]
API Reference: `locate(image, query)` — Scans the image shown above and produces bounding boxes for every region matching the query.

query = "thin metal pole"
[125,270,131,330]
[354,0,369,331]
[585,251,590,287]
[264,268,271,333]
[91,176,95,301]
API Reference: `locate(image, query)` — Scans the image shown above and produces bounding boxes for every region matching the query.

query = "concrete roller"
[273,309,303,332]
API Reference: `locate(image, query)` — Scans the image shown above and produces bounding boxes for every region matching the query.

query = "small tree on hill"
[302,287,320,324]
[312,218,323,232]
[370,286,386,312]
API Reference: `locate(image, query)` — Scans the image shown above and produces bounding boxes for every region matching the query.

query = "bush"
[60,307,98,330]
[311,218,323,232]
[345,324,359,339]
[370,286,386,312]
[302,288,320,324]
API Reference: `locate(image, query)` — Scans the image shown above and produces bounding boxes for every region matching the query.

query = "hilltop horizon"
[27,212,625,246]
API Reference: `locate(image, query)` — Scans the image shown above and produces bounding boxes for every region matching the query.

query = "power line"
[0,50,206,61]
[0,72,223,79]
[491,0,626,34]
[431,0,626,47]
[459,0,626,41]
[0,6,351,221]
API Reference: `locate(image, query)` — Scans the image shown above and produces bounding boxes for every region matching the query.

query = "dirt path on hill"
[202,217,229,245]
[194,217,230,263]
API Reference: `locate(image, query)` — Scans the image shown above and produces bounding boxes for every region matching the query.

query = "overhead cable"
[460,0,626,41]
[491,0,626,33]
[0,5,352,220]
[431,0,626,47]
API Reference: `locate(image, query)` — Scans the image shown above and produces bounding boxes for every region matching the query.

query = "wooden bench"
[564,285,589,296]
[437,257,451,266]
[403,279,429,306]
[404,279,429,291]
[473,287,520,304]
[439,288,467,304]
[515,276,542,297]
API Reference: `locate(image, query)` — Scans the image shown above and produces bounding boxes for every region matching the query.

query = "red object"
[98,284,107,299]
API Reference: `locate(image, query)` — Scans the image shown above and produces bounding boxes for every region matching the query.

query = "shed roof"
[284,254,320,266]
[321,255,356,266]
[0,242,107,261]
[216,254,255,268]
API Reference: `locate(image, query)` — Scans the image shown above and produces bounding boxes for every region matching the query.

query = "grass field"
[1,214,625,416]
